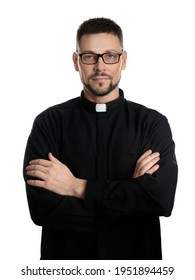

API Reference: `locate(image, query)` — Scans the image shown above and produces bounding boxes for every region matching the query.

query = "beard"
[82,74,120,97]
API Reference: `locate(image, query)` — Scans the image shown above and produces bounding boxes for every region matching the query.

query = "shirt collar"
[80,89,125,113]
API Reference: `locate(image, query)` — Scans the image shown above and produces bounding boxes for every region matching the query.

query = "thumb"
[48,152,59,163]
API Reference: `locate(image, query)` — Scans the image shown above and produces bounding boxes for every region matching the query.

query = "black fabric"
[23,89,178,260]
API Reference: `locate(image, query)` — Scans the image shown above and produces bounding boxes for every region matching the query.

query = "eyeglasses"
[76,51,123,65]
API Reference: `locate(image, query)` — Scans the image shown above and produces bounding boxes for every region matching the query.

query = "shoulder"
[44,96,80,114]
[35,96,80,121]
[30,97,80,133]
[124,99,174,141]
[125,99,168,123]
[124,99,172,134]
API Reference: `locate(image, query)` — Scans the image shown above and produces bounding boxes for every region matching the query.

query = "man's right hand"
[133,150,160,178]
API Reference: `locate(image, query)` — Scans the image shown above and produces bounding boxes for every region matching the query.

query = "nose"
[93,56,106,72]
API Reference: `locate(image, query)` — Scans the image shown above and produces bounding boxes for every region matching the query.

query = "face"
[73,33,127,101]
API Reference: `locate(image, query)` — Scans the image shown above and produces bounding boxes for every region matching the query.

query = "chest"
[59,108,142,180]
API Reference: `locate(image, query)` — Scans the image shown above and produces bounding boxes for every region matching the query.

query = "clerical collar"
[80,89,125,113]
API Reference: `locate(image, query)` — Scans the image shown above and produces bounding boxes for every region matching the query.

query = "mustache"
[89,73,112,79]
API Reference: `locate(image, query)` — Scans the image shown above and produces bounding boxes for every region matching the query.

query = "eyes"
[77,52,123,65]
[82,53,117,61]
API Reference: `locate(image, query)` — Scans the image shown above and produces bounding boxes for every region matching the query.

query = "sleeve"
[23,112,100,233]
[85,113,178,219]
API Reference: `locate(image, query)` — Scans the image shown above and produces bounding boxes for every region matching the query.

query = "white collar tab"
[95,104,107,112]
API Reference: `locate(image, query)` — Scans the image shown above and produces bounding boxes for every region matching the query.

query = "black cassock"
[23,89,178,260]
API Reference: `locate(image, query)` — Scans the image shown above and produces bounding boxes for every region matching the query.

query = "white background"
[0,0,194,279]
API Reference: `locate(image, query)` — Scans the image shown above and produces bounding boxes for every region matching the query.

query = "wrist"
[73,178,87,199]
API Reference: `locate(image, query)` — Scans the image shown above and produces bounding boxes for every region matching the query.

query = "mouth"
[91,74,110,83]
[92,77,109,82]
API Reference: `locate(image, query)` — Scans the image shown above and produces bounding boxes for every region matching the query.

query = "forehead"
[78,33,121,52]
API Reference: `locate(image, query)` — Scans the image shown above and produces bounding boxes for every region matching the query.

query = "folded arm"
[24,112,178,231]
[26,150,160,199]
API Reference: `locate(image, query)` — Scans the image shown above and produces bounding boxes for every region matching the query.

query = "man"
[23,17,178,260]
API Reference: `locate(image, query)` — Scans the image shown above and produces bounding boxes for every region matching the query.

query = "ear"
[72,52,79,71]
[121,50,127,70]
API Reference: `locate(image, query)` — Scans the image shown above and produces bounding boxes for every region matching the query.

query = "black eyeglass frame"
[76,51,124,65]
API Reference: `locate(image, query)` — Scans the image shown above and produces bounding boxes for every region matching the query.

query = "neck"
[83,88,120,104]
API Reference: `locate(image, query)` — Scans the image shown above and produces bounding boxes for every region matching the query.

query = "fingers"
[26,157,51,179]
[133,150,160,178]
[26,154,53,181]
[26,163,48,173]
[26,153,62,189]
[146,163,160,175]
[48,152,60,163]
[136,150,159,166]
[28,158,51,167]
[28,153,59,166]
[140,152,160,174]
[136,149,153,162]
[26,165,48,181]
[27,179,45,188]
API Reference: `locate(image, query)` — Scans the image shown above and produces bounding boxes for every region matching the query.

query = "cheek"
[78,66,91,80]
[112,68,122,81]
[79,70,88,82]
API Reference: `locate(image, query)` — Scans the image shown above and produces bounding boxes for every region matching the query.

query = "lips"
[91,74,111,83]
[92,76,110,81]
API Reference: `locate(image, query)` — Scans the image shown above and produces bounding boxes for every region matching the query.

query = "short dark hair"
[76,17,123,50]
